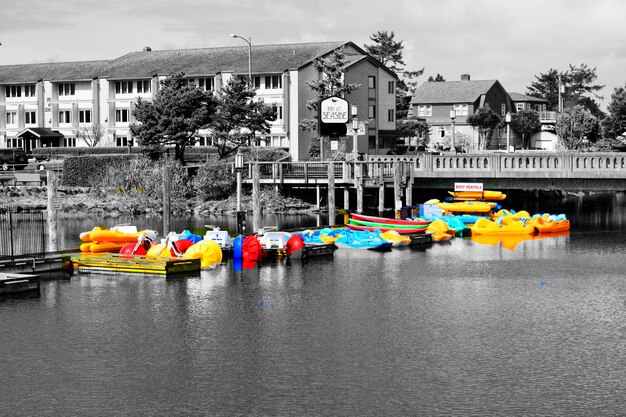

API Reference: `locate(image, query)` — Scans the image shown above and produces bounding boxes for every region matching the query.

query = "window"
[115,109,129,123]
[437,126,446,138]
[273,105,283,121]
[388,109,395,122]
[516,103,525,111]
[253,76,261,89]
[417,105,432,117]
[198,77,215,91]
[115,136,129,147]
[79,110,91,124]
[24,85,36,97]
[58,83,75,96]
[25,111,36,124]
[368,105,376,119]
[388,81,394,94]
[136,80,151,93]
[59,110,71,123]
[115,81,133,94]
[368,76,376,89]
[6,111,17,125]
[453,104,468,116]
[501,103,506,116]
[264,75,282,89]
[64,137,76,147]
[6,85,21,97]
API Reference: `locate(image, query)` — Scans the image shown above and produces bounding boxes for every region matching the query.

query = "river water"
[1,192,626,416]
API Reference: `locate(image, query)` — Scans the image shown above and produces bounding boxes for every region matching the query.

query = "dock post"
[327,162,335,226]
[162,163,170,236]
[405,169,413,207]
[316,185,321,211]
[393,161,402,218]
[343,186,350,211]
[356,163,364,214]
[378,163,385,214]
[252,163,261,233]
[46,170,58,252]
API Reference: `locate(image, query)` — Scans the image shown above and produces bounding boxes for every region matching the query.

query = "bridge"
[242,152,626,193]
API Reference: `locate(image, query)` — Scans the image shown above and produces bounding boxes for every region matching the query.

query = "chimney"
[461,74,471,81]
[143,46,152,52]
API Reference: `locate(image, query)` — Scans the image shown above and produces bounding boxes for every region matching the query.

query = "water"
[2,193,626,416]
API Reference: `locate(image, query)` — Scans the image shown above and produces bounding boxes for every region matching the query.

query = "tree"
[556,105,600,149]
[75,123,106,147]
[299,47,360,158]
[364,30,424,120]
[427,74,446,82]
[210,78,276,159]
[467,107,501,150]
[130,71,217,163]
[602,84,626,140]
[509,110,541,149]
[526,64,604,117]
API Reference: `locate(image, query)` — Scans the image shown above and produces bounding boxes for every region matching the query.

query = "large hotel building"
[0,41,397,161]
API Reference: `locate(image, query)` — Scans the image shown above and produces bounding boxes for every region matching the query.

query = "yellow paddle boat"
[470,217,537,235]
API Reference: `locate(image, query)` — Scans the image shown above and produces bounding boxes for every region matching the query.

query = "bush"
[193,161,236,201]
[62,154,140,187]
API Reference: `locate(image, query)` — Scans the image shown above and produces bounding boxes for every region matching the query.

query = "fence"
[0,205,46,261]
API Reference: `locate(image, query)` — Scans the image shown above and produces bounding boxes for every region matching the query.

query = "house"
[410,74,513,150]
[508,92,557,150]
[0,41,397,161]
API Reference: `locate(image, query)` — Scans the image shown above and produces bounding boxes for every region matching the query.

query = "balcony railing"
[539,111,556,122]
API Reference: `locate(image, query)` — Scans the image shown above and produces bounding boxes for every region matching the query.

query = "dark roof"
[508,92,548,103]
[17,128,64,138]
[0,60,109,83]
[103,41,349,79]
[411,80,498,104]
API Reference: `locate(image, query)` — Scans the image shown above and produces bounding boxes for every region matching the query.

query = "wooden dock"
[70,253,200,277]
[0,273,40,295]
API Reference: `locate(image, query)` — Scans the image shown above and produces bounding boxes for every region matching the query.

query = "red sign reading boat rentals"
[454,182,483,192]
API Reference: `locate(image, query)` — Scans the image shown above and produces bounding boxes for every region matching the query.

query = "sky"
[1,0,624,110]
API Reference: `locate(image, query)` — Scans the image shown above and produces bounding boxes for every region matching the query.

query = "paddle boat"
[425,219,456,242]
[528,214,571,233]
[470,216,537,236]
[334,229,392,251]
[378,230,412,247]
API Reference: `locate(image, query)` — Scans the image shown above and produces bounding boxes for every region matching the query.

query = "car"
[37,159,64,171]
[0,148,28,171]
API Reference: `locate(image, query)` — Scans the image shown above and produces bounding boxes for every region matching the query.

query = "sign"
[541,124,556,131]
[454,182,483,192]
[320,97,349,123]
[330,140,338,151]
[346,121,366,136]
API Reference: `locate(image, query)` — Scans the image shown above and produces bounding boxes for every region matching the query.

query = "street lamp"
[235,150,245,235]
[449,109,456,152]
[230,34,252,88]
[505,111,512,153]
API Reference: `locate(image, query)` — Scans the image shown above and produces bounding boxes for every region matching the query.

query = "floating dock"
[0,273,40,295]
[70,253,200,277]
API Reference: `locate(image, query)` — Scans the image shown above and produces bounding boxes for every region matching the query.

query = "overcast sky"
[1,0,624,109]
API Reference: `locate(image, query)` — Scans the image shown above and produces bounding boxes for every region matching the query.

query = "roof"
[411,80,499,104]
[508,92,548,103]
[103,41,349,79]
[17,128,64,138]
[0,60,109,83]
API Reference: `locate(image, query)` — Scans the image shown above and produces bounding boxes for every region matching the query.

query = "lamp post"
[449,109,456,152]
[230,34,252,88]
[235,150,245,235]
[505,111,512,153]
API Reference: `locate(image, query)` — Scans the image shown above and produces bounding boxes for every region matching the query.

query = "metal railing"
[0,205,46,262]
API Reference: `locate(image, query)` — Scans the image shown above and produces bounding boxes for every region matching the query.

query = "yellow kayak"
[437,201,497,214]
[449,190,507,201]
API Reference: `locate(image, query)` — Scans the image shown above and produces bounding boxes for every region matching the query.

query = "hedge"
[32,146,220,158]
[62,154,141,187]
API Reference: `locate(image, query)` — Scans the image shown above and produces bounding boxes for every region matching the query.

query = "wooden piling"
[378,163,385,213]
[252,163,261,233]
[393,161,402,218]
[343,186,350,211]
[162,164,170,236]
[356,163,363,214]
[327,162,335,226]
[46,170,58,252]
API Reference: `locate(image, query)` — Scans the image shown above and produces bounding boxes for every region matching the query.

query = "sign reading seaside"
[454,182,483,192]
[320,97,349,123]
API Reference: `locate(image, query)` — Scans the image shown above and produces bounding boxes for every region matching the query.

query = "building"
[508,92,557,150]
[410,74,513,150]
[0,41,397,161]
